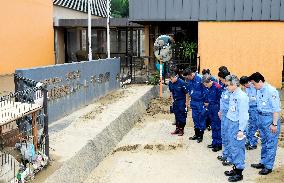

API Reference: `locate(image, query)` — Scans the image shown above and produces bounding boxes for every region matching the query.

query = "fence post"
[43,87,49,157]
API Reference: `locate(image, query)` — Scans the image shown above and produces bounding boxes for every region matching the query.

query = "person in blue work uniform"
[202,74,223,152]
[223,75,249,182]
[169,71,189,136]
[173,67,185,81]
[171,67,186,126]
[217,70,233,166]
[240,76,259,150]
[183,68,206,143]
[202,69,218,82]
[201,69,218,131]
[249,72,281,175]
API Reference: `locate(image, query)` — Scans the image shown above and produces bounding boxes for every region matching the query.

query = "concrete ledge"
[44,85,160,183]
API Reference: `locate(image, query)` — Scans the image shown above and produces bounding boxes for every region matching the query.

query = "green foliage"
[148,71,160,85]
[178,41,197,60]
[111,0,129,18]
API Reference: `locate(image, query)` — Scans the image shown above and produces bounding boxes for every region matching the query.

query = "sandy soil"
[84,98,284,183]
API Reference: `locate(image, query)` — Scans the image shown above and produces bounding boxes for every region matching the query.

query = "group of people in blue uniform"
[168,66,281,182]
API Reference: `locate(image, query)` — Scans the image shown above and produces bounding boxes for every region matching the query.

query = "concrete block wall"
[15,58,120,123]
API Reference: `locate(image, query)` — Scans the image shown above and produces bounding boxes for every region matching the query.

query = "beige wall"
[53,6,100,20]
[198,22,284,88]
[0,0,54,75]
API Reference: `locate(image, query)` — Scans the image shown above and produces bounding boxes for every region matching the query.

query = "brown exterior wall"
[198,22,284,88]
[0,0,54,75]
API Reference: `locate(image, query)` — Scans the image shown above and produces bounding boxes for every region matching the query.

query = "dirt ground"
[84,98,284,183]
[255,165,284,183]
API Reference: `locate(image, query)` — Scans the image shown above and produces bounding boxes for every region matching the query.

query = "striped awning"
[53,0,107,17]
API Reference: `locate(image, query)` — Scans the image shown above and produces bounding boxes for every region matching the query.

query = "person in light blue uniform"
[202,74,223,152]
[217,70,232,166]
[223,75,249,182]
[249,72,281,175]
[184,68,206,143]
[240,76,259,150]
[169,72,189,136]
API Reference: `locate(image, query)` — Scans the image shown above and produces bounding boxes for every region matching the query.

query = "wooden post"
[32,112,38,151]
[160,59,163,98]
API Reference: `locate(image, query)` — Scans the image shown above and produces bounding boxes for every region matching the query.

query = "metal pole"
[107,0,111,58]
[43,87,49,157]
[88,0,93,61]
[160,59,163,98]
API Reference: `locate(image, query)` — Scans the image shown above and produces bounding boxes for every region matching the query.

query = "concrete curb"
[44,86,160,183]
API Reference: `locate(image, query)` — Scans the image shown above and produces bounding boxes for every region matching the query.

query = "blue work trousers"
[227,119,246,170]
[258,113,281,170]
[208,104,222,147]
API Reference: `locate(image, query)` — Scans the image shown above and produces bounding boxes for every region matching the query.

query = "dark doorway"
[149,21,198,73]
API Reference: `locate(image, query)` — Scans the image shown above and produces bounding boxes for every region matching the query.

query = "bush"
[148,72,160,85]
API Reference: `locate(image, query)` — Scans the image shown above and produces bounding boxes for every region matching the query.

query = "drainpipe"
[107,0,111,58]
[88,0,92,61]
[54,29,58,64]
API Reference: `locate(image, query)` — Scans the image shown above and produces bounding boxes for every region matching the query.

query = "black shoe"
[212,146,222,152]
[222,160,233,166]
[228,168,243,182]
[228,174,243,182]
[217,155,226,162]
[189,135,198,140]
[172,122,176,125]
[197,131,204,143]
[207,144,214,148]
[224,169,236,176]
[245,143,250,148]
[259,168,272,175]
[189,129,199,140]
[246,145,257,150]
[251,163,265,169]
